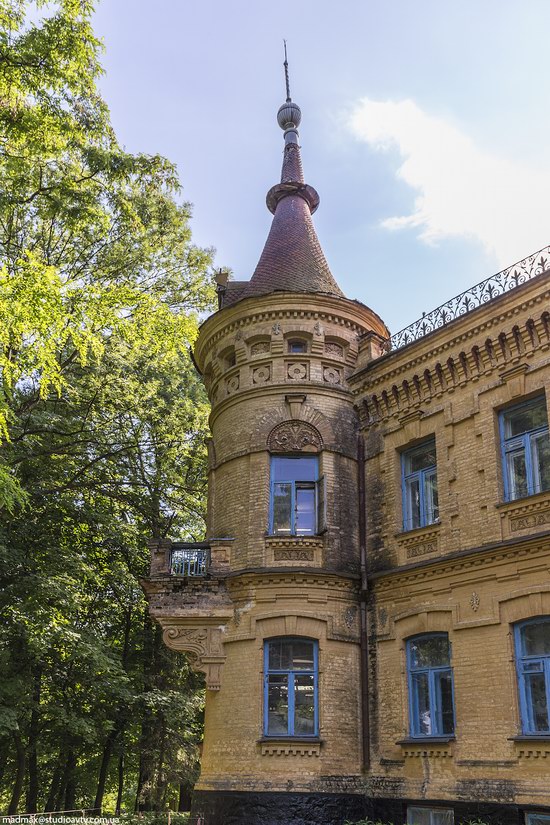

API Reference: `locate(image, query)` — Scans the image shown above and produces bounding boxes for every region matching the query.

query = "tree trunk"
[44,750,64,813]
[115,751,124,816]
[26,665,42,813]
[94,723,121,813]
[154,718,166,810]
[63,750,77,812]
[178,784,191,813]
[136,617,158,812]
[8,730,26,815]
[96,607,132,813]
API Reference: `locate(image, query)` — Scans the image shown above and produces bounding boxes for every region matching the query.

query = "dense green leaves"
[1,0,215,813]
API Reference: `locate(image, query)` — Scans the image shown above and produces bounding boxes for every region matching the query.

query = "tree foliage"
[0,0,215,813]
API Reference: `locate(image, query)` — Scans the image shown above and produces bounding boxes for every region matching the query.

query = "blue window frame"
[407,634,455,738]
[526,815,550,825]
[264,638,318,737]
[515,618,550,735]
[500,395,550,501]
[407,807,454,825]
[269,456,325,536]
[402,440,438,531]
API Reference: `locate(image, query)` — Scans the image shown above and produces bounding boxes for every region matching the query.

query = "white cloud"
[349,98,549,267]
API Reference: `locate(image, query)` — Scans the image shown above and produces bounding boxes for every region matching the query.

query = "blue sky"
[93,1,550,334]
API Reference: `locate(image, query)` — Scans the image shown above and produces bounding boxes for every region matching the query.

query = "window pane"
[504,398,548,437]
[433,813,454,825]
[521,622,550,656]
[410,636,450,669]
[527,816,550,825]
[272,482,292,534]
[288,340,307,353]
[523,661,544,672]
[526,672,550,731]
[412,671,432,735]
[425,469,439,524]
[272,457,318,482]
[296,485,315,534]
[406,442,436,473]
[294,674,315,735]
[289,639,314,670]
[507,449,528,499]
[437,670,455,734]
[407,808,431,825]
[532,431,550,494]
[405,476,421,530]
[268,639,314,671]
[267,675,289,735]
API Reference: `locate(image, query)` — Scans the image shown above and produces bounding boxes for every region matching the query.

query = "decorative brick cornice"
[259,738,322,757]
[352,305,550,426]
[370,530,550,591]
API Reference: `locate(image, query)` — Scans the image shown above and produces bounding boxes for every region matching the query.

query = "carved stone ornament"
[162,624,227,691]
[272,322,281,335]
[470,592,480,612]
[235,329,243,341]
[323,366,342,384]
[314,321,323,336]
[268,420,323,453]
[252,365,270,384]
[251,341,271,356]
[287,362,307,380]
[325,342,343,357]
[226,374,240,395]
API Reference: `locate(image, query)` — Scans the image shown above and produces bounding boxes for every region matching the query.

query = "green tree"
[0,0,215,813]
[0,0,214,499]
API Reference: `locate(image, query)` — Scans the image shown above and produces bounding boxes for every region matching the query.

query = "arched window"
[407,634,455,738]
[515,618,550,734]
[264,638,318,737]
[287,339,308,354]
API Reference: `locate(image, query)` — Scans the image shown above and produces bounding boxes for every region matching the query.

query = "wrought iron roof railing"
[170,546,210,577]
[389,245,550,351]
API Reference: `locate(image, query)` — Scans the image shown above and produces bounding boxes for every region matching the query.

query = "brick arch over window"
[267,420,323,453]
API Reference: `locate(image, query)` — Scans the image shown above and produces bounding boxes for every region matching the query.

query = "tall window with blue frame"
[515,618,550,735]
[500,395,550,501]
[264,638,318,737]
[407,634,455,738]
[270,455,325,536]
[402,439,438,531]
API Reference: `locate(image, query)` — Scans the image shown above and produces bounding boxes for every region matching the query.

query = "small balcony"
[170,545,211,577]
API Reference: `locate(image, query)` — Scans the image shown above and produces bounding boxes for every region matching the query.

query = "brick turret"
[144,61,389,825]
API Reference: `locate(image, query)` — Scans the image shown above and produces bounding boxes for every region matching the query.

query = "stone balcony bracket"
[159,618,232,691]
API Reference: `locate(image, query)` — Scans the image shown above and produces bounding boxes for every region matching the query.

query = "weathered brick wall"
[353,273,550,807]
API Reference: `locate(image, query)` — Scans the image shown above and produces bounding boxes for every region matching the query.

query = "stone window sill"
[395,521,441,539]
[509,735,550,742]
[396,736,454,745]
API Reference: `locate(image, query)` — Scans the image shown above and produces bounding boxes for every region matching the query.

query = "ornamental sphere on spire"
[277,101,301,131]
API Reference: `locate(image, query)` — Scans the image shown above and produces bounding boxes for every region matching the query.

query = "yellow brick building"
[144,79,550,825]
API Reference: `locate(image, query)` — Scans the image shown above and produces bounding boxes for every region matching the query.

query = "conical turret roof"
[224,73,344,306]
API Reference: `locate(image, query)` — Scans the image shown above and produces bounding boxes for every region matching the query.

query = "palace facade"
[143,84,550,825]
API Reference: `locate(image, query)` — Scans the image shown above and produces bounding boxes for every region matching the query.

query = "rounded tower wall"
[196,292,386,574]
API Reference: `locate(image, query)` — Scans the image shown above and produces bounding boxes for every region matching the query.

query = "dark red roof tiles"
[235,140,344,302]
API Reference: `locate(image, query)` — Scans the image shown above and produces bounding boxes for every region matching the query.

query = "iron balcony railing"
[170,545,211,577]
[389,244,550,351]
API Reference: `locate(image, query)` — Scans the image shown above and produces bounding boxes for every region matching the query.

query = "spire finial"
[283,40,291,103]
[277,42,301,141]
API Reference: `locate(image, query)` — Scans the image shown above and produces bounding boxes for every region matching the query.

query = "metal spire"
[283,40,291,102]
